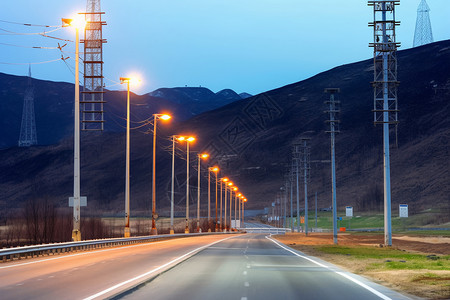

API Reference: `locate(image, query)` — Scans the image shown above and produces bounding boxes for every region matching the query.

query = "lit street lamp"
[178,136,195,233]
[243,198,247,227]
[219,177,229,231]
[232,186,238,229]
[170,135,181,235]
[119,76,140,237]
[197,153,209,232]
[208,166,219,232]
[151,113,171,235]
[62,15,86,242]
[226,181,233,231]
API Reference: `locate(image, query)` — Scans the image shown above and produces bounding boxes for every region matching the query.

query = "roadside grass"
[286,210,450,233]
[315,245,450,271]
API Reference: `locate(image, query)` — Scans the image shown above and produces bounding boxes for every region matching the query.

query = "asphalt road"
[0,232,412,300]
[118,234,412,300]
[0,234,235,300]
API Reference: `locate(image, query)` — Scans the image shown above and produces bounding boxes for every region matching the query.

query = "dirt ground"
[274,233,450,299]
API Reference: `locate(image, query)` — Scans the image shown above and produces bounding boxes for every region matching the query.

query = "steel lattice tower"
[325,88,340,244]
[413,0,433,47]
[18,66,37,147]
[81,0,106,130]
[369,1,400,246]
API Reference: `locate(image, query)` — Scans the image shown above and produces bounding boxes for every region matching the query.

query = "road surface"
[0,232,411,300]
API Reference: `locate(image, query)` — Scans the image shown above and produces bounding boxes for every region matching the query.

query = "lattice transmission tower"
[413,0,433,47]
[369,1,400,247]
[81,0,106,130]
[18,66,37,147]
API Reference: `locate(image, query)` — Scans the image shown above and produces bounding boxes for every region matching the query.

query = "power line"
[0,58,63,65]
[0,19,60,28]
[0,42,60,49]
[0,26,62,35]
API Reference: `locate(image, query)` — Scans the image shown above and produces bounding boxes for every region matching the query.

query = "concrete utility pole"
[369,1,400,246]
[325,88,340,244]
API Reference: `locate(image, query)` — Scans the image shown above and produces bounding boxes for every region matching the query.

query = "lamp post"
[62,16,85,242]
[227,181,233,231]
[237,193,242,228]
[119,77,138,237]
[208,166,219,232]
[151,114,171,235]
[243,198,247,227]
[233,187,238,229]
[170,135,181,235]
[178,136,195,233]
[196,153,209,232]
[219,178,228,231]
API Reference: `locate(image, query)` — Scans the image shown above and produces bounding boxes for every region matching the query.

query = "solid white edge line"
[266,236,392,300]
[0,239,172,270]
[83,235,236,300]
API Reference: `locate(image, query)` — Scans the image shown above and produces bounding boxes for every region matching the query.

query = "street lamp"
[178,136,195,233]
[196,153,209,232]
[232,186,238,229]
[169,135,182,235]
[243,198,247,227]
[208,166,219,232]
[62,15,86,242]
[119,76,140,237]
[220,177,229,231]
[226,181,234,231]
[151,113,171,235]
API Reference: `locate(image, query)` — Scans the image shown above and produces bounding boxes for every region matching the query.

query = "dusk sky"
[1,0,449,95]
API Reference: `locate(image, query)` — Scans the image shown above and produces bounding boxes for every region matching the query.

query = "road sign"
[399,204,408,218]
[346,206,353,217]
[69,196,87,207]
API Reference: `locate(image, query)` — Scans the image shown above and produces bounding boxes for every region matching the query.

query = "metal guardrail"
[0,232,236,263]
[243,227,292,234]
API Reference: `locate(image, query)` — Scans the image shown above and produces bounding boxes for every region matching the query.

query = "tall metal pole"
[382,4,392,247]
[151,116,158,235]
[72,25,81,242]
[197,155,201,232]
[369,1,399,246]
[185,142,190,233]
[290,162,294,231]
[224,184,227,232]
[302,139,310,236]
[315,192,318,230]
[296,154,300,233]
[208,169,211,232]
[220,180,223,231]
[325,88,340,244]
[170,136,175,234]
[215,173,218,232]
[229,188,232,230]
[124,81,130,238]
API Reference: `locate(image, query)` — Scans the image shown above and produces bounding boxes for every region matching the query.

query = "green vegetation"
[315,245,450,271]
[286,210,450,234]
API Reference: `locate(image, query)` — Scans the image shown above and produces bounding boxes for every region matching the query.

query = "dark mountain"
[239,92,253,99]
[149,87,243,116]
[1,40,449,219]
[0,76,242,148]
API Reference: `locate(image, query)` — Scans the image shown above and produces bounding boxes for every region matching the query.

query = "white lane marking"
[0,239,175,270]
[241,297,248,300]
[83,235,236,300]
[266,236,392,300]
[244,281,250,287]
[243,271,247,276]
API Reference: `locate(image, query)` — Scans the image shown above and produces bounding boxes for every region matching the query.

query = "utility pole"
[300,138,311,236]
[293,143,301,233]
[369,1,400,246]
[325,88,340,244]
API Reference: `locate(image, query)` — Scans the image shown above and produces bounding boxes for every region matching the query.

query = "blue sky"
[1,0,449,95]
